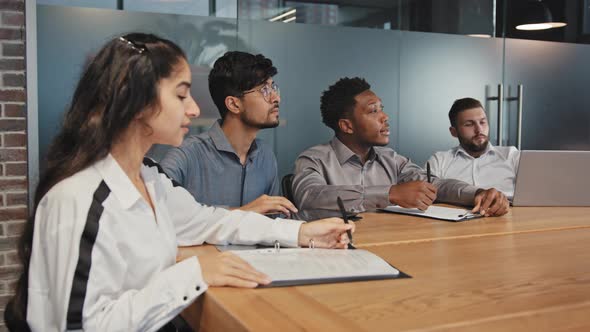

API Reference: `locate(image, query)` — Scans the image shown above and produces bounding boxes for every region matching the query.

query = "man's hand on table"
[472,188,509,216]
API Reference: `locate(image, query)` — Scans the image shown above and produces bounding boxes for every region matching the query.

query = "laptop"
[512,150,590,206]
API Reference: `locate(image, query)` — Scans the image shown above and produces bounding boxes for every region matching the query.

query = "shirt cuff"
[168,256,208,307]
[363,185,392,209]
[271,218,304,248]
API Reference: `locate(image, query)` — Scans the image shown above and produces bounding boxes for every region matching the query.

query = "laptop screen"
[512,150,590,206]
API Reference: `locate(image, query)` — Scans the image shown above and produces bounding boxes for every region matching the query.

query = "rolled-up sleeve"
[292,155,390,211]
[292,139,480,212]
[390,154,480,205]
[390,153,479,207]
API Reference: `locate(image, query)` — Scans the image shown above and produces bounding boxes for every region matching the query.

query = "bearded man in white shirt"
[427,98,520,199]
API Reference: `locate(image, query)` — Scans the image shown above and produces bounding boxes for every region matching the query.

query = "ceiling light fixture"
[516,0,566,31]
[269,9,296,22]
[467,34,492,38]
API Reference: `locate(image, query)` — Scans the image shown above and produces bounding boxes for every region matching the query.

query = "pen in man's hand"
[427,162,432,184]
[336,196,355,249]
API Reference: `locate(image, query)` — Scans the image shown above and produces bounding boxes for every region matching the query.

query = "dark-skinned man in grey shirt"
[292,77,509,216]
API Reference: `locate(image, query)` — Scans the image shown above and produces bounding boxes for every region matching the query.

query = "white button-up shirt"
[27,154,302,332]
[427,143,520,199]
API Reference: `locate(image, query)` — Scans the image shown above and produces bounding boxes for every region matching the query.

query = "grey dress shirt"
[292,137,480,212]
[160,120,279,208]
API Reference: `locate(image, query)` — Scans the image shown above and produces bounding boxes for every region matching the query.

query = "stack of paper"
[231,248,401,287]
[380,205,483,222]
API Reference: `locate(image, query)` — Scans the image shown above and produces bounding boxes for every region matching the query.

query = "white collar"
[93,154,143,210]
[454,142,498,159]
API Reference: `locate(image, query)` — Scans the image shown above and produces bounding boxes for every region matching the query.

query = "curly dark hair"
[320,77,371,132]
[448,97,484,127]
[209,51,277,119]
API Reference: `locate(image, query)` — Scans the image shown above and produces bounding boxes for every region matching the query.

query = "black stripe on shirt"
[66,180,111,329]
[158,315,195,332]
[143,157,182,187]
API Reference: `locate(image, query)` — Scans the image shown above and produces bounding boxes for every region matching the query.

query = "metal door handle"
[486,84,503,146]
[506,84,523,149]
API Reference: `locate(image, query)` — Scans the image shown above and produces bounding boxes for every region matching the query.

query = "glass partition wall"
[32,0,590,194]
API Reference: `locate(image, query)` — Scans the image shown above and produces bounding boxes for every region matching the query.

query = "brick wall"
[0,0,26,330]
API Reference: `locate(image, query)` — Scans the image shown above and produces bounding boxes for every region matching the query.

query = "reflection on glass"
[37,6,254,164]
[400,0,495,37]
[238,0,281,20]
[124,0,209,15]
[36,0,590,44]
[37,0,118,9]
[215,0,238,18]
[238,0,400,30]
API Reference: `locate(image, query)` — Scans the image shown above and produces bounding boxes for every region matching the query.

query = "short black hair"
[320,77,371,132]
[448,97,484,127]
[208,51,277,119]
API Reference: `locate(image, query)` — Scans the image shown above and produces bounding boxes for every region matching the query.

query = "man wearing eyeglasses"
[292,77,509,216]
[161,51,297,216]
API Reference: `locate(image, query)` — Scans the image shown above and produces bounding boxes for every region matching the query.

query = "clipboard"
[230,246,410,288]
[379,205,483,222]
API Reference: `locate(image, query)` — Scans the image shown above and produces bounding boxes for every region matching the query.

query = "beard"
[240,104,280,129]
[458,134,489,153]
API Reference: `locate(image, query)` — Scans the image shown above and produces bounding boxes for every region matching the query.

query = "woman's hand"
[198,252,271,288]
[298,217,355,249]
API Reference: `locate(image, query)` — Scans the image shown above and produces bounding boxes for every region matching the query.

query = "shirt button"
[196,286,201,291]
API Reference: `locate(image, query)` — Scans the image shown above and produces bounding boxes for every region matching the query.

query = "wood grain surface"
[179,207,590,331]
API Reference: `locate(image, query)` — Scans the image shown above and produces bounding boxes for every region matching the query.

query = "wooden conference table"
[179,207,590,331]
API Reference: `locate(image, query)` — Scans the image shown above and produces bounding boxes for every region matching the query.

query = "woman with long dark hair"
[5,33,352,331]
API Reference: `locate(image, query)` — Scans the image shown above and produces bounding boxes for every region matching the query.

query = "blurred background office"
[0,1,588,329]
[29,0,590,187]
[29,0,590,196]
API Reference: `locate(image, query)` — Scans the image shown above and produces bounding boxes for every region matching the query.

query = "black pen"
[336,196,355,249]
[427,162,432,184]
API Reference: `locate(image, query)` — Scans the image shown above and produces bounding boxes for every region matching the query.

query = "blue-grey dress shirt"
[160,120,279,208]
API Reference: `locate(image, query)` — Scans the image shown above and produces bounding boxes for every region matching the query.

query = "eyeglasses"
[242,82,280,103]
